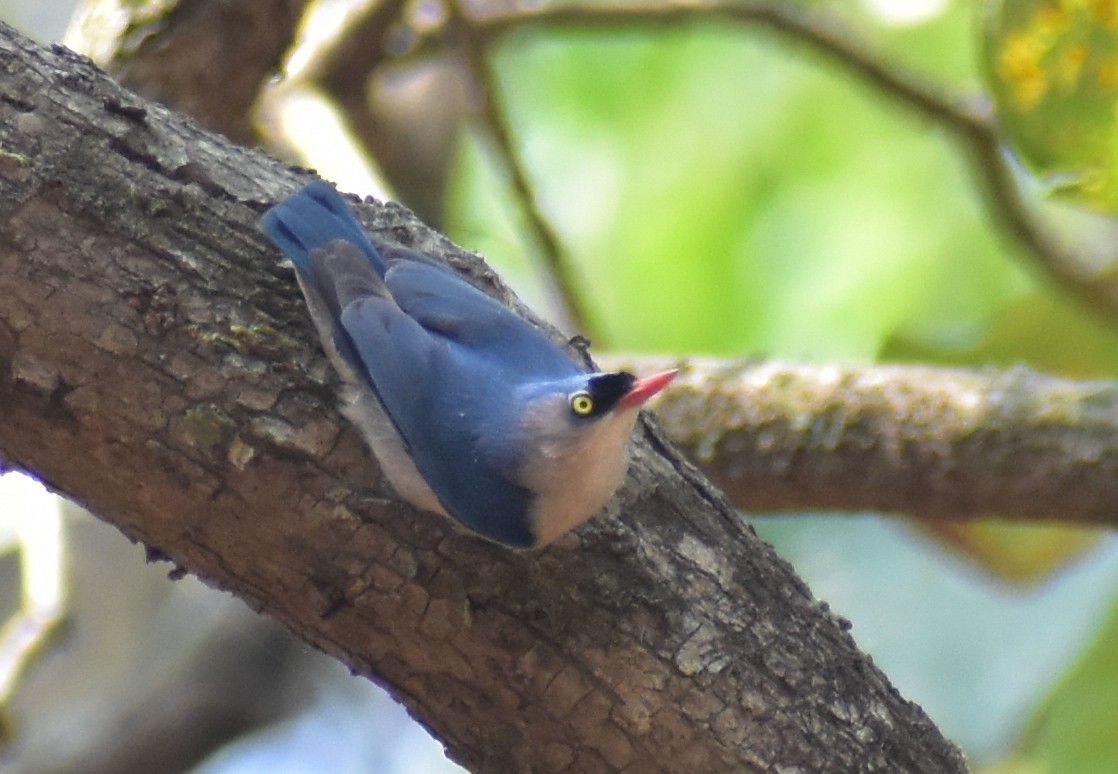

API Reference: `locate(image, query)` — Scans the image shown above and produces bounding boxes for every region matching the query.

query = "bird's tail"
[260,181,388,277]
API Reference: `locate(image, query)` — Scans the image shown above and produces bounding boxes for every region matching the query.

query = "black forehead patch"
[586,371,636,414]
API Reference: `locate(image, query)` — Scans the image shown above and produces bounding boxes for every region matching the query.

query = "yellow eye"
[570,391,595,416]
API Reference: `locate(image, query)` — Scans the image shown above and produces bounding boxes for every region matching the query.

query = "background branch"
[449,3,590,334]
[602,355,1118,526]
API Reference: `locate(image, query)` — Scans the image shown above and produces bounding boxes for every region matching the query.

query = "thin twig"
[449,4,593,335]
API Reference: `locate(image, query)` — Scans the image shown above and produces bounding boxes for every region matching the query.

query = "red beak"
[618,369,677,409]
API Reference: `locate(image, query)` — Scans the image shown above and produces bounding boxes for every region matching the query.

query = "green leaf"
[917,519,1100,585]
[984,0,1118,210]
[1007,588,1118,772]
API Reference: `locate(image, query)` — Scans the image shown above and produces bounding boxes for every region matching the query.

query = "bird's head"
[508,369,677,545]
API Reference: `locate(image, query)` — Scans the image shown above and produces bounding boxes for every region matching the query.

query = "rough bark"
[0,22,966,773]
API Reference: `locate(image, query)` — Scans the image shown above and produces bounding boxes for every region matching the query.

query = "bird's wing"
[339,294,537,547]
[384,258,582,380]
[338,294,438,445]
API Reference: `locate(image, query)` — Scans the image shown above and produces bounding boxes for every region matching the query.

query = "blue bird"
[261,182,675,548]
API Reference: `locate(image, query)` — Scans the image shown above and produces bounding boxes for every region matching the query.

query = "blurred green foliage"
[453,14,1035,360]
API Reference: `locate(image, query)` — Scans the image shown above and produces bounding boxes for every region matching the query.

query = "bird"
[260,181,676,548]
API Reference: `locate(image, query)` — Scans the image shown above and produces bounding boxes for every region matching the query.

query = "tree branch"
[0,22,965,773]
[600,355,1118,526]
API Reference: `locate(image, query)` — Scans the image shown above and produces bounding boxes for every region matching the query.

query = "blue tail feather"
[260,182,387,278]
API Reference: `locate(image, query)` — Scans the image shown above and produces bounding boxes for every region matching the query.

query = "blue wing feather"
[384,260,584,381]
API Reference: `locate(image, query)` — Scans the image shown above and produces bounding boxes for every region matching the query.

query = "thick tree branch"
[0,23,965,773]
[601,355,1118,526]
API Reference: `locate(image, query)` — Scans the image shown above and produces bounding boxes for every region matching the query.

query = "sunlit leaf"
[984,0,1118,210]
[917,519,1100,584]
